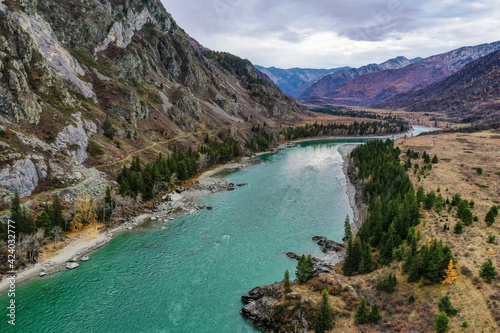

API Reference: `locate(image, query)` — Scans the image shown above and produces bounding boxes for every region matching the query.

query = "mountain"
[374,50,500,123]
[0,0,306,202]
[254,66,350,98]
[300,41,500,107]
[300,56,418,101]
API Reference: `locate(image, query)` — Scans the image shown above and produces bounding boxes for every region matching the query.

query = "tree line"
[282,121,410,141]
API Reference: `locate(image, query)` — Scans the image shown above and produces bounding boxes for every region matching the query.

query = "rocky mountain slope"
[374,50,500,124]
[0,0,306,205]
[300,42,500,108]
[254,65,350,98]
[299,56,419,102]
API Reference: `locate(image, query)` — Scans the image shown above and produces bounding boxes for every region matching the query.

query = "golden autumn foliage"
[488,248,494,255]
[442,260,458,286]
[70,195,97,231]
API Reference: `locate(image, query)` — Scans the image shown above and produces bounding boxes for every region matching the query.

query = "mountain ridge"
[374,49,500,123]
[255,65,351,98]
[300,41,500,107]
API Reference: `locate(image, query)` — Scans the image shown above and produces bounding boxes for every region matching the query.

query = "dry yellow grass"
[397,130,500,332]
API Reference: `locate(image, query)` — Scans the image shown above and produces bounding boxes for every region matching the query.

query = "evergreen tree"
[52,195,64,230]
[369,303,382,323]
[485,210,496,227]
[435,312,449,333]
[38,210,53,237]
[438,296,458,316]
[416,186,425,203]
[453,220,463,234]
[377,273,397,293]
[479,259,498,283]
[119,178,132,197]
[283,270,291,294]
[432,155,439,163]
[344,215,352,241]
[103,116,114,140]
[315,289,333,333]
[10,191,24,232]
[360,243,373,274]
[354,297,370,325]
[296,254,315,283]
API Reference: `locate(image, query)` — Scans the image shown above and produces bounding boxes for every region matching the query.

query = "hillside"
[300,42,500,108]
[299,56,419,102]
[255,66,350,98]
[0,0,306,204]
[374,50,500,124]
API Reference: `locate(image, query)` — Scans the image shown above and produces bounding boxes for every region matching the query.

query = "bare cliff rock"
[0,0,306,200]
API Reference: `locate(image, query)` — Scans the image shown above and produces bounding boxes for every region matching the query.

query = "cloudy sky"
[161,0,500,69]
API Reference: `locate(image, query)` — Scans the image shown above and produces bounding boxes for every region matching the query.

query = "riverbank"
[0,127,434,295]
[0,156,261,295]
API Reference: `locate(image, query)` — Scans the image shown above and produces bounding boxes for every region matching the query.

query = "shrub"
[87,140,104,157]
[435,312,449,333]
[438,296,458,316]
[377,273,397,293]
[453,220,464,234]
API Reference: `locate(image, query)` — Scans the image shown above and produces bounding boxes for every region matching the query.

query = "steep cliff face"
[0,0,305,200]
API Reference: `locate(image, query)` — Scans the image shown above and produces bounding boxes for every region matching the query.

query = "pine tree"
[52,195,64,230]
[10,191,24,233]
[435,312,449,333]
[479,259,498,283]
[283,270,291,294]
[442,260,458,285]
[360,243,373,274]
[438,296,457,316]
[296,254,315,283]
[103,116,114,140]
[344,215,352,241]
[453,220,463,234]
[38,210,53,237]
[485,210,496,227]
[119,178,132,197]
[369,303,382,323]
[315,289,333,333]
[354,297,370,324]
[432,155,439,163]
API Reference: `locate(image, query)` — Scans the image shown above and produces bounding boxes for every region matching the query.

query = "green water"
[0,128,433,332]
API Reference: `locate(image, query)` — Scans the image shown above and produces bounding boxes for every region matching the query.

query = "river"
[0,126,434,332]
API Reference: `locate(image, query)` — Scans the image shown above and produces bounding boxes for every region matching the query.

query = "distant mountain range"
[254,66,351,98]
[299,41,500,108]
[300,56,421,101]
[375,49,500,123]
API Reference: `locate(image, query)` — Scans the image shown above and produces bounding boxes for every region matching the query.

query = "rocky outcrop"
[11,11,95,99]
[53,112,97,163]
[0,154,47,197]
[241,274,363,333]
[312,236,345,253]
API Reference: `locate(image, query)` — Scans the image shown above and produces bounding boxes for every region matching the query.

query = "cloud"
[161,0,500,68]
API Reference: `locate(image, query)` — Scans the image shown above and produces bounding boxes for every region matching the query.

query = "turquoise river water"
[0,127,433,332]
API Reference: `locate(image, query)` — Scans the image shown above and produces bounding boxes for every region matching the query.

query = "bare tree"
[52,226,63,248]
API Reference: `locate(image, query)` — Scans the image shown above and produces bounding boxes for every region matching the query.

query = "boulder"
[65,262,80,269]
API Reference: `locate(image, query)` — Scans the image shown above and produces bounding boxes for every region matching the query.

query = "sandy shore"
[0,157,261,294]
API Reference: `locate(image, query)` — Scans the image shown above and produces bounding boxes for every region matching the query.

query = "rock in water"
[66,262,80,270]
[80,255,89,262]
[312,236,345,253]
[39,272,47,277]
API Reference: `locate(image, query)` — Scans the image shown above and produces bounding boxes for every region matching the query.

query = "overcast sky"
[161,0,500,69]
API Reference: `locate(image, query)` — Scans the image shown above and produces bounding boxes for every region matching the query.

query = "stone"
[80,255,89,261]
[65,262,80,270]
[52,112,97,163]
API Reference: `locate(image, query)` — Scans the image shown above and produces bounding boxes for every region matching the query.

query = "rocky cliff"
[0,0,305,204]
